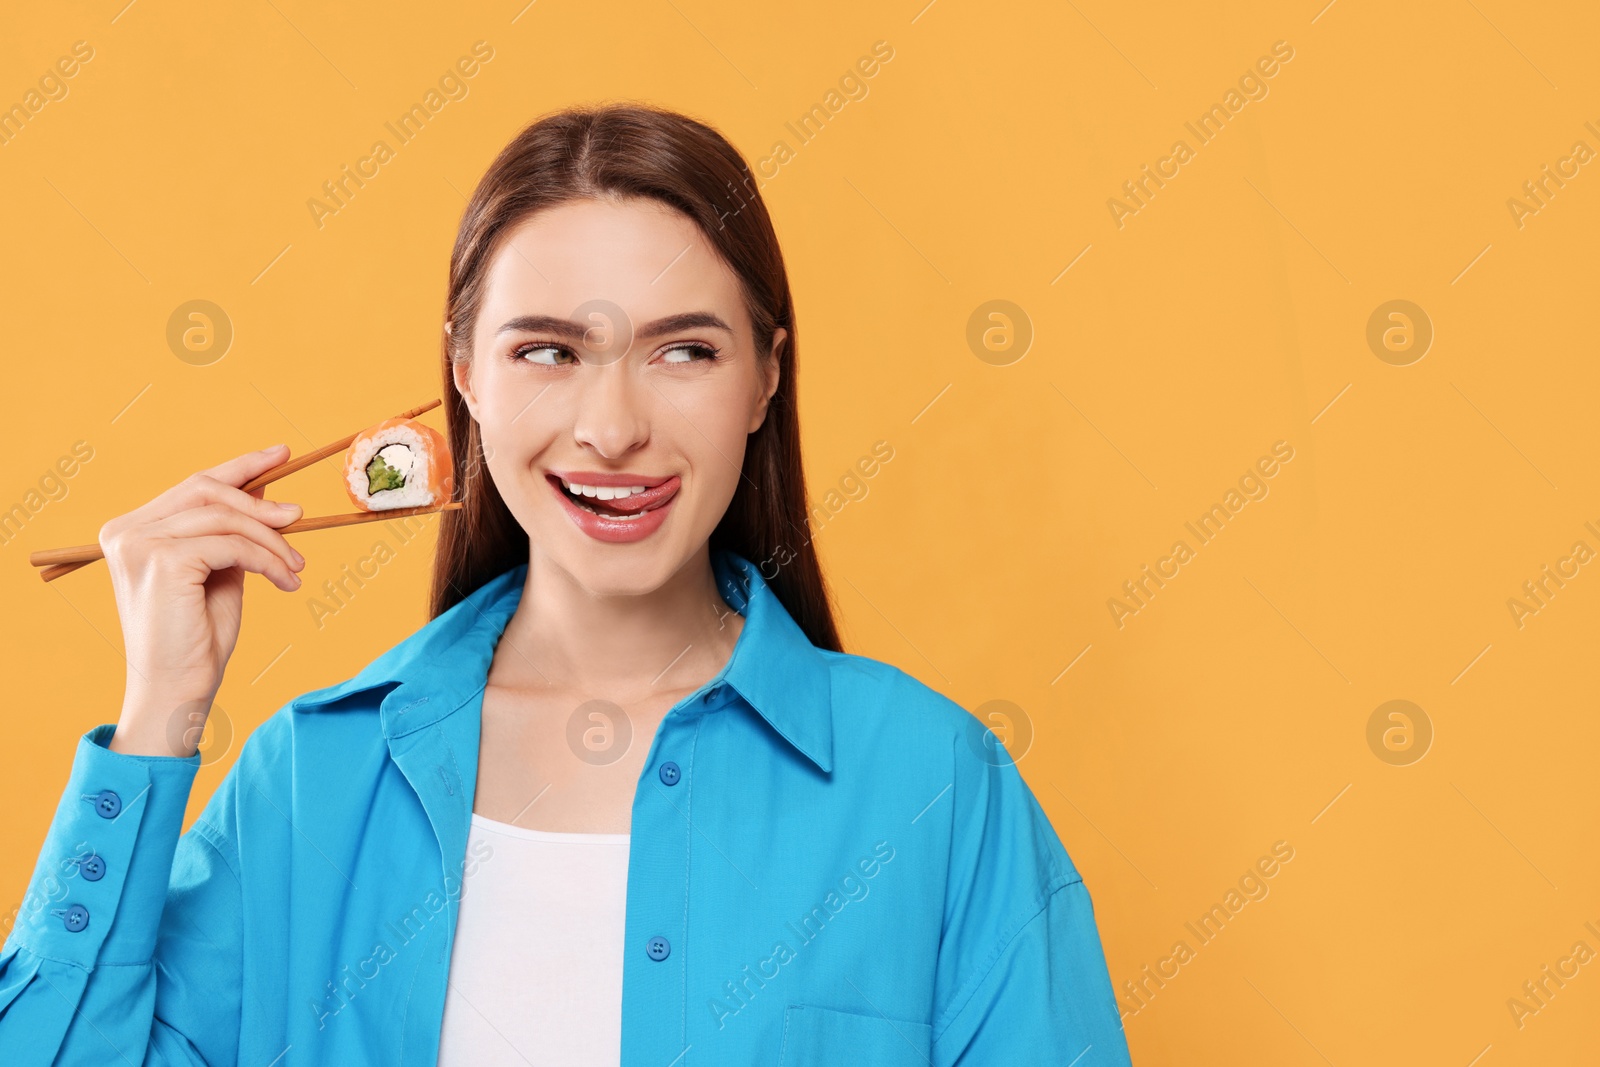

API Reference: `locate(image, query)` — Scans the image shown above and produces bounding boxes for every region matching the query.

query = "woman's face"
[453,196,784,596]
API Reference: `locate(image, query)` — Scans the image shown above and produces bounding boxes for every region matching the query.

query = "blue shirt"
[0,548,1131,1065]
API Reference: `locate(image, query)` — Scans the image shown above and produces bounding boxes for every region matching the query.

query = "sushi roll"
[342,416,454,511]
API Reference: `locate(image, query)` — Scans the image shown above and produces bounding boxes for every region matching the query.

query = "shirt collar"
[290,548,834,773]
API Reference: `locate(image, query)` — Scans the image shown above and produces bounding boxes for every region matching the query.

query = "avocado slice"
[365,450,409,494]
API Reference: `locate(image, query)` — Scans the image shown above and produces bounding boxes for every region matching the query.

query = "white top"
[436,812,631,1066]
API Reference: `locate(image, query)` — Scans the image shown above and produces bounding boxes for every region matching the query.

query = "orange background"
[3,1,1597,1063]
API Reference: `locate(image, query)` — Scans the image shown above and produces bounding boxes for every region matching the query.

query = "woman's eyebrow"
[495,311,733,340]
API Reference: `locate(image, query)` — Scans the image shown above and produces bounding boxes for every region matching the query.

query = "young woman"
[0,104,1131,1066]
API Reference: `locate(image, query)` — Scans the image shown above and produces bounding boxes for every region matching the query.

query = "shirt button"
[705,684,723,703]
[57,904,90,933]
[658,761,681,786]
[77,854,106,882]
[86,790,121,819]
[646,936,671,961]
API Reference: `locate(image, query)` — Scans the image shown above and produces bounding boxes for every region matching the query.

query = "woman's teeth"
[560,479,651,520]
[561,478,648,500]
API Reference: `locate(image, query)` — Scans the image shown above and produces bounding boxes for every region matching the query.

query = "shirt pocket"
[778,1004,933,1066]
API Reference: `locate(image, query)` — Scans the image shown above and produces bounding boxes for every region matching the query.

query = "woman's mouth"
[545,473,680,543]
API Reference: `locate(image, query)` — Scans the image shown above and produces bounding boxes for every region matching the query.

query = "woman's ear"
[451,354,478,421]
[750,327,786,433]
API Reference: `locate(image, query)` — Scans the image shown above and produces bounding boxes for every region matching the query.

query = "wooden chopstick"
[239,398,441,493]
[33,501,463,579]
[31,398,447,583]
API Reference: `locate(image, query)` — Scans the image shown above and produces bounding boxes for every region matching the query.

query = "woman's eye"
[659,343,719,365]
[512,342,716,366]
[514,344,573,366]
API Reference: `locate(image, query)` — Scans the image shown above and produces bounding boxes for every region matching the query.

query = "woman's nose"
[571,361,650,458]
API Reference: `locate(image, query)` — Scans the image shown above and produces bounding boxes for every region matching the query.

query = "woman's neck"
[491,549,742,701]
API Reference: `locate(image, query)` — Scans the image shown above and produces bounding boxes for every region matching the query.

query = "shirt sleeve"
[930,726,1132,1066]
[0,722,246,1067]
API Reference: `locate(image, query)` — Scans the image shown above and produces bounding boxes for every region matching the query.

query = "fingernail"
[260,443,286,454]
[277,501,300,512]
[291,573,302,588]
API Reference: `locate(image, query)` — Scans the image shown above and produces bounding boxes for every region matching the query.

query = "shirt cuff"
[3,723,202,969]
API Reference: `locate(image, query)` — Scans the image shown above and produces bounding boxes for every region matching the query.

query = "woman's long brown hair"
[427,101,841,654]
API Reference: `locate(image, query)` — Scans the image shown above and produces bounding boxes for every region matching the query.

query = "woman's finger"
[165,532,301,592]
[144,502,305,578]
[105,445,294,532]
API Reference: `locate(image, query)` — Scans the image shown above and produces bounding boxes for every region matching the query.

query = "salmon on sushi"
[342,416,454,511]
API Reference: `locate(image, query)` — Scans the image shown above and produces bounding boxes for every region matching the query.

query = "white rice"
[346,423,440,510]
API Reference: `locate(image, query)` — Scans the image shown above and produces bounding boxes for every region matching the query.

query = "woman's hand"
[100,444,306,756]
